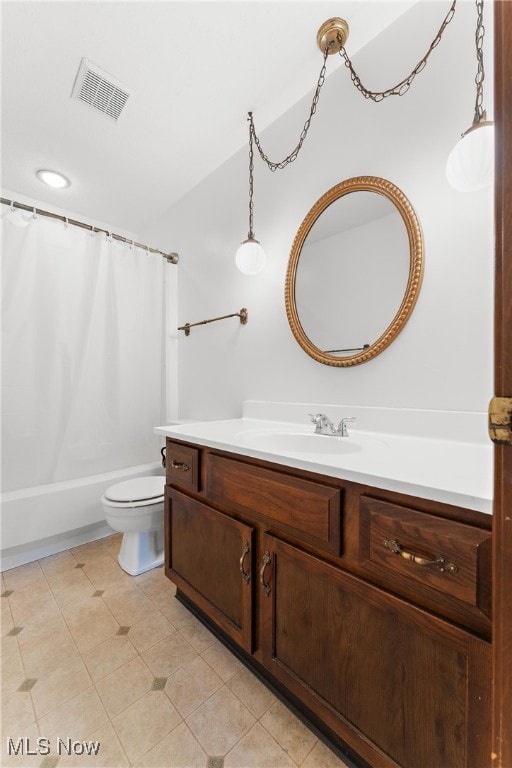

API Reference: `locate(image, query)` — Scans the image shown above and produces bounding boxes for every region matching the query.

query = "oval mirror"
[285,176,423,366]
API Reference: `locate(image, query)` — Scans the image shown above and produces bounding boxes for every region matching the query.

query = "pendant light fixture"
[236,3,462,267]
[446,0,494,192]
[235,113,266,275]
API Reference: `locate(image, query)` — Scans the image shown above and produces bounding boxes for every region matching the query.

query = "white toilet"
[101,476,165,576]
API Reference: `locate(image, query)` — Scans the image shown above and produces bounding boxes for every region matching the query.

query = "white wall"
[142,1,494,422]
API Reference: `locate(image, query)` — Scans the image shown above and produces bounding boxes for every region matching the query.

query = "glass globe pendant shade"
[235,235,266,275]
[446,121,494,192]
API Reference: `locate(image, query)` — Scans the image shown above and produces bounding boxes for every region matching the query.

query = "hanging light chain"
[248,113,255,237]
[338,0,457,102]
[249,44,331,172]
[473,0,486,124]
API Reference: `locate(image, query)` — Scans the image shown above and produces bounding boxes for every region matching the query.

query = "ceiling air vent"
[71,58,131,121]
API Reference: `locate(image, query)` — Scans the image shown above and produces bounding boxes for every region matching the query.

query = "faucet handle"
[337,416,356,436]
[308,413,332,434]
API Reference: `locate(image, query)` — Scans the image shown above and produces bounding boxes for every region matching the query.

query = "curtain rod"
[0,197,179,264]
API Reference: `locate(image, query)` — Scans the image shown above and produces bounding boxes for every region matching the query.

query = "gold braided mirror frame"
[285,176,424,367]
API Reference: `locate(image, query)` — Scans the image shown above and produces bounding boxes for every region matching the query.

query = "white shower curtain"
[1,210,164,492]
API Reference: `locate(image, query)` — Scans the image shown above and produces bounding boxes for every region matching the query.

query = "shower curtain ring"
[64,217,69,229]
[32,207,37,220]
[10,201,15,212]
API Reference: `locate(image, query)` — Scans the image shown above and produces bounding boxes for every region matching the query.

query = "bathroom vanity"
[156,408,492,768]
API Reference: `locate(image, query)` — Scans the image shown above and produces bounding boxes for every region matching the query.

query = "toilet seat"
[104,477,164,504]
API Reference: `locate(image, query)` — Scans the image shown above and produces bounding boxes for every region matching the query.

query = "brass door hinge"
[488,397,512,445]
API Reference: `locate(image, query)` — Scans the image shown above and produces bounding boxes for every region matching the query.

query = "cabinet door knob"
[383,538,458,574]
[171,460,190,472]
[260,551,272,596]
[240,541,251,583]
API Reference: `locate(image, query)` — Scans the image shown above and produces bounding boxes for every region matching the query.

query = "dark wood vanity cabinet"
[164,438,492,768]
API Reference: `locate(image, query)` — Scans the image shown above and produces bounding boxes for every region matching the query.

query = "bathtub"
[0,461,165,571]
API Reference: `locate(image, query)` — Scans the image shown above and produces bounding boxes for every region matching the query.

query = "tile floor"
[1,534,351,768]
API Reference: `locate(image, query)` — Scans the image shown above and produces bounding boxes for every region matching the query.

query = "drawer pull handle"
[260,551,272,597]
[240,542,251,583]
[171,460,190,472]
[383,538,458,574]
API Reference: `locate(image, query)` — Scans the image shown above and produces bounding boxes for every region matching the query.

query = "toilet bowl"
[101,476,165,576]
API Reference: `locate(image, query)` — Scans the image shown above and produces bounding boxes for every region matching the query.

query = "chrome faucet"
[308,414,356,437]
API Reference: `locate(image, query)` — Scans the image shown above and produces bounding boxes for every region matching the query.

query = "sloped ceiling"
[1,1,418,233]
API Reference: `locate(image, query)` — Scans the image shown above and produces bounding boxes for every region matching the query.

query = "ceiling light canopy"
[35,169,71,189]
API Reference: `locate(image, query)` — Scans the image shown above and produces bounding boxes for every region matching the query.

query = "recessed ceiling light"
[35,169,71,189]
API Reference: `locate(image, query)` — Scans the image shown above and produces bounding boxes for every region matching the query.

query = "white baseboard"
[0,522,114,572]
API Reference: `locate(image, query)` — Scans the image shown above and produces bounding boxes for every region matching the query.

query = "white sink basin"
[237,430,380,455]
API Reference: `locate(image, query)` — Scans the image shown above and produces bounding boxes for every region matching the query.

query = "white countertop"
[155,407,493,514]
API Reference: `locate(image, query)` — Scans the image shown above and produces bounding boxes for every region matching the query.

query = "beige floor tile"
[142,632,197,678]
[1,632,21,662]
[164,656,223,718]
[95,655,154,717]
[82,556,133,590]
[1,600,14,634]
[102,585,156,626]
[158,597,197,629]
[31,656,92,719]
[201,641,243,683]
[100,534,123,559]
[1,647,27,696]
[48,570,96,609]
[70,610,120,654]
[18,615,69,651]
[228,667,277,718]
[101,579,144,603]
[3,561,45,592]
[38,551,78,579]
[134,721,206,768]
[128,612,175,653]
[60,595,114,630]
[178,616,217,653]
[261,700,318,765]
[224,722,296,768]
[37,685,108,743]
[70,540,110,560]
[81,635,137,682]
[133,566,168,591]
[20,626,78,677]
[0,720,40,768]
[57,721,129,768]
[186,686,255,755]
[133,569,176,608]
[112,690,181,762]
[9,585,61,629]
[1,691,36,734]
[301,739,351,768]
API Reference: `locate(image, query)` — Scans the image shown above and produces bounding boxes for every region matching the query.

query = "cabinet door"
[260,535,491,768]
[165,488,254,652]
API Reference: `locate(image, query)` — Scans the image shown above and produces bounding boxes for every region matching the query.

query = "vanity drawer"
[205,453,341,555]
[166,439,200,492]
[360,496,491,610]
